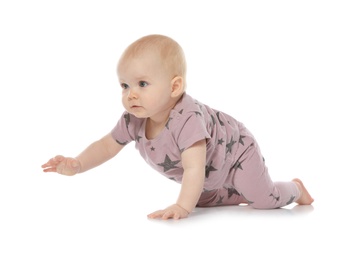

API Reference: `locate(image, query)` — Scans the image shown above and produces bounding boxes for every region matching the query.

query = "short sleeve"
[110,112,143,145]
[174,112,211,152]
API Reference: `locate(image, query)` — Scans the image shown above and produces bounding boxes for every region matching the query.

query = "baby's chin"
[133,114,148,119]
[125,107,148,118]
[128,110,148,119]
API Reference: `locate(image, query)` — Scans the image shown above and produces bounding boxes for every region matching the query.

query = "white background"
[1,1,351,259]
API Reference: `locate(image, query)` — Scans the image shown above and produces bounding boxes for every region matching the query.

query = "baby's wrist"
[74,158,82,174]
[176,203,191,214]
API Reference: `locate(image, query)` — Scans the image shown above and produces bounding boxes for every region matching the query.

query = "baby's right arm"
[42,133,124,176]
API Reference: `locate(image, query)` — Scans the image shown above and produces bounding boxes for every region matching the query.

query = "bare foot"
[292,178,314,205]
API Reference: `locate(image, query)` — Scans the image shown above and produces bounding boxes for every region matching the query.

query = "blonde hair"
[119,34,187,86]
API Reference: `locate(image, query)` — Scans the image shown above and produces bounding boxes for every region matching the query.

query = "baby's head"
[117,35,187,119]
[118,34,187,90]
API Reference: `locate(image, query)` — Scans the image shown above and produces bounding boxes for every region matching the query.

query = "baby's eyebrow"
[136,75,150,81]
[118,75,151,84]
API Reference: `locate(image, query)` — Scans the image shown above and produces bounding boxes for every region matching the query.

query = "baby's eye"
[121,83,129,89]
[139,81,148,87]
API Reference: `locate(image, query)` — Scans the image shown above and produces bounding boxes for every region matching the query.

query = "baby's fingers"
[41,155,64,170]
[42,166,58,172]
[147,209,181,220]
[147,210,164,219]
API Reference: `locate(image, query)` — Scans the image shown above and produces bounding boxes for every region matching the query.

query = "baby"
[42,34,314,220]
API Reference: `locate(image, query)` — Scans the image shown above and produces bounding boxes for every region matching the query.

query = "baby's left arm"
[147,139,206,220]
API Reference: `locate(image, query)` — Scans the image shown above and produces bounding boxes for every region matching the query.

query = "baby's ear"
[171,76,184,97]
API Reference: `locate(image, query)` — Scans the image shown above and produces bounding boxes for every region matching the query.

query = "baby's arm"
[176,139,206,212]
[75,133,123,173]
[147,139,206,220]
[42,133,124,176]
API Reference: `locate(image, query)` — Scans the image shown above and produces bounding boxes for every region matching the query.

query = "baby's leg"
[233,144,304,209]
[197,188,247,207]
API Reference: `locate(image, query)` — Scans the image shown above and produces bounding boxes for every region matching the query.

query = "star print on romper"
[115,139,128,145]
[216,195,224,205]
[227,187,240,199]
[232,159,245,171]
[205,161,217,178]
[165,117,173,129]
[270,193,280,202]
[239,135,246,145]
[211,114,216,125]
[286,195,296,205]
[226,136,236,154]
[157,154,181,172]
[217,138,225,145]
[216,111,224,126]
[193,111,202,116]
[124,113,130,128]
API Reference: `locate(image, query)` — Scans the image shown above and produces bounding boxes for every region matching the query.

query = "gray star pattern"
[218,138,224,145]
[216,112,224,126]
[157,154,180,172]
[205,161,217,178]
[239,135,246,146]
[115,139,128,145]
[216,195,224,205]
[270,193,280,202]
[226,136,236,154]
[232,159,245,171]
[165,117,173,129]
[211,115,216,125]
[286,195,296,205]
[124,113,130,128]
[228,187,240,198]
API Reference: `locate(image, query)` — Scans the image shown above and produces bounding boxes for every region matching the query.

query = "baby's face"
[117,52,176,121]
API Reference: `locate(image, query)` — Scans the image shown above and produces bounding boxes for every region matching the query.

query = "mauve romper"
[111,93,300,209]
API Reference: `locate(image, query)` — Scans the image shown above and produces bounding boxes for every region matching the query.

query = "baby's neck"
[145,117,168,140]
[145,95,183,139]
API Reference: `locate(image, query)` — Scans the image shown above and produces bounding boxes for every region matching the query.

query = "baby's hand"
[147,204,189,220]
[41,155,81,176]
